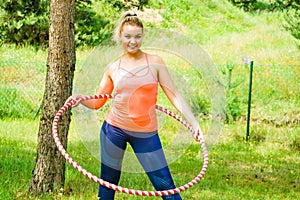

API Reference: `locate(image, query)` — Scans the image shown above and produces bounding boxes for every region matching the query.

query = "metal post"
[246,61,253,141]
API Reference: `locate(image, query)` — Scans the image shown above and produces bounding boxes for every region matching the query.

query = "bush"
[0,0,49,47]
[228,0,257,11]
[104,0,149,10]
[0,0,113,47]
[269,0,294,10]
[75,0,112,47]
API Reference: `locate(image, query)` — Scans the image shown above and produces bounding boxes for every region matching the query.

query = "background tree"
[29,0,75,194]
[0,0,49,47]
[0,0,112,48]
[281,1,300,47]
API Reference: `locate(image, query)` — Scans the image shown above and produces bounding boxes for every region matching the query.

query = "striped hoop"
[52,94,208,196]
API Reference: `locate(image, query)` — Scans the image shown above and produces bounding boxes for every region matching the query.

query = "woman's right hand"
[66,94,84,108]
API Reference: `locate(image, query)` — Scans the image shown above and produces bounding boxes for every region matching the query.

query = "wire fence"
[0,49,299,127]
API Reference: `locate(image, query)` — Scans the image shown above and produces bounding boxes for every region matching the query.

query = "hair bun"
[124,12,137,18]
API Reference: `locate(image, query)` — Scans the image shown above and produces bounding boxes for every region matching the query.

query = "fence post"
[246,61,253,141]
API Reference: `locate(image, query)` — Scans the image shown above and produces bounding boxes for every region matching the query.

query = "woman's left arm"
[155,56,203,136]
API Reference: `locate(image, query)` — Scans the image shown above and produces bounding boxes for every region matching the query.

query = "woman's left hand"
[192,123,204,139]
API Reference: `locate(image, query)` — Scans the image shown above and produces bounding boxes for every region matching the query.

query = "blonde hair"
[113,10,144,42]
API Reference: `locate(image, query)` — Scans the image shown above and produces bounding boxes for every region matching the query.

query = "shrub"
[75,0,112,47]
[0,0,113,47]
[228,0,257,11]
[220,64,245,123]
[0,0,49,47]
[226,91,243,122]
[104,0,149,10]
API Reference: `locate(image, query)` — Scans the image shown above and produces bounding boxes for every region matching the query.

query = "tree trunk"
[29,0,75,194]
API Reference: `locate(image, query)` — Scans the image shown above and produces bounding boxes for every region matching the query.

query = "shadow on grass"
[0,138,36,199]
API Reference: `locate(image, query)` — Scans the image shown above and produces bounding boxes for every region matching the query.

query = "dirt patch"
[136,8,163,25]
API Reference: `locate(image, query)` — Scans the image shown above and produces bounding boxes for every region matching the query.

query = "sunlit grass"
[1,120,299,199]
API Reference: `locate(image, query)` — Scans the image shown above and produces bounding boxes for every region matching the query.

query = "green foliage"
[220,64,245,123]
[226,91,243,122]
[75,0,112,47]
[0,0,114,47]
[103,0,149,10]
[0,0,49,47]
[269,0,296,10]
[289,135,300,151]
[269,0,300,46]
[0,87,35,119]
[190,95,210,116]
[283,3,300,47]
[228,0,257,11]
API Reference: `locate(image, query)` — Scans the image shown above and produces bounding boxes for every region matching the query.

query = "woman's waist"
[108,106,157,121]
[106,108,158,132]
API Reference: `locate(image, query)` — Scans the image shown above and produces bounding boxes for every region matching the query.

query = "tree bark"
[29,0,75,194]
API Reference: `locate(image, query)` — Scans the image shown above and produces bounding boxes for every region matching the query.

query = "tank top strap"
[118,58,121,70]
[145,53,149,67]
[117,53,149,75]
[117,53,148,70]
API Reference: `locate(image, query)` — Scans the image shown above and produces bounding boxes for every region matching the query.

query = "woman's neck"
[120,50,146,69]
[123,50,144,60]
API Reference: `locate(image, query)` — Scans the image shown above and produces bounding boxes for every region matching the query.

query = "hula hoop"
[52,94,208,196]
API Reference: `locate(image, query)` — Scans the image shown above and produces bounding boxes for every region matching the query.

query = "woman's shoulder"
[105,60,119,74]
[146,53,165,65]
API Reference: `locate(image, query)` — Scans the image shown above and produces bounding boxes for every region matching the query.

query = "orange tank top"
[106,53,158,132]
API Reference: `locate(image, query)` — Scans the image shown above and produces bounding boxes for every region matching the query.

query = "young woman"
[71,10,203,200]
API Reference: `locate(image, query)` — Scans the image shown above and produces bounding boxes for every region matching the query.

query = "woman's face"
[120,23,143,54]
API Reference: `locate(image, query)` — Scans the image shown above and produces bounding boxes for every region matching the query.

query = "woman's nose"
[129,38,137,44]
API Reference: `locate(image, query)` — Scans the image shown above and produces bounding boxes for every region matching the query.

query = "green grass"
[0,120,299,199]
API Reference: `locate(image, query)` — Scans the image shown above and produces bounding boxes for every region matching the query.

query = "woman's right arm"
[70,65,114,109]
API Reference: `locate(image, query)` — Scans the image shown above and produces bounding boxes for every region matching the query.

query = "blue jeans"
[98,121,182,200]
